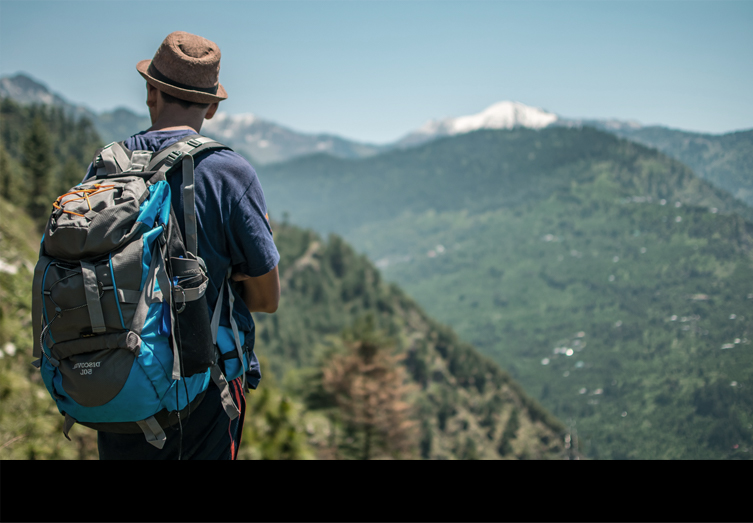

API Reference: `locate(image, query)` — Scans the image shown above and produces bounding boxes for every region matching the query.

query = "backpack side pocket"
[216,326,247,382]
[170,255,216,376]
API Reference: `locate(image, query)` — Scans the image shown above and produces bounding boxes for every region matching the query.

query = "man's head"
[145,82,218,128]
[138,31,226,129]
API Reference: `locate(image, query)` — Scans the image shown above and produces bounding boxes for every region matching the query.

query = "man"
[93,31,280,459]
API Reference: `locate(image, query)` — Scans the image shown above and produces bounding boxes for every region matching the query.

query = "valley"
[261,127,753,459]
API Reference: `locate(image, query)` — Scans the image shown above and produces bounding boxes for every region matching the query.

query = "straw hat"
[137,31,228,104]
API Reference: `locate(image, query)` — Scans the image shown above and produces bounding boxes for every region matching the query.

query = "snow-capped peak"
[416,101,558,136]
[202,112,258,139]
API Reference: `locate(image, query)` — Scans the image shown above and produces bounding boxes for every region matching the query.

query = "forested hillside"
[253,222,566,459]
[0,198,567,459]
[0,101,566,459]
[262,127,753,233]
[261,127,753,459]
[0,97,101,229]
[608,127,753,208]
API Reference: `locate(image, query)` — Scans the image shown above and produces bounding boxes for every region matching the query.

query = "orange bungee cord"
[53,184,116,218]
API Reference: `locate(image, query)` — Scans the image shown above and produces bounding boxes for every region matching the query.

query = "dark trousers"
[97,377,246,460]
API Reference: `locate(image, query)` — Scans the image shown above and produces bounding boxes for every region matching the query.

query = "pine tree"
[0,143,12,200]
[321,322,419,459]
[22,115,55,226]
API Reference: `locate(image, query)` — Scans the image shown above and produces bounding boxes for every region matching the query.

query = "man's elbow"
[241,265,280,313]
[257,294,280,314]
[246,298,278,314]
[262,301,279,314]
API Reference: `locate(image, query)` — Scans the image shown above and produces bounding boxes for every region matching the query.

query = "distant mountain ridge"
[603,126,753,207]
[202,112,387,165]
[0,73,150,146]
[0,74,73,109]
[2,72,751,205]
[396,103,752,207]
[0,73,385,165]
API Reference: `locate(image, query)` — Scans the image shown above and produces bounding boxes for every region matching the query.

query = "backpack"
[31,134,252,450]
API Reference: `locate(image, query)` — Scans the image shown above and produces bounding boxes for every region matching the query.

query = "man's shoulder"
[194,143,258,178]
[197,144,248,165]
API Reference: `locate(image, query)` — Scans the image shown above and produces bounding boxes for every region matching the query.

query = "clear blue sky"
[1,0,752,143]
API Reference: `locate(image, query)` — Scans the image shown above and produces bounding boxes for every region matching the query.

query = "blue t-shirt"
[85,129,279,380]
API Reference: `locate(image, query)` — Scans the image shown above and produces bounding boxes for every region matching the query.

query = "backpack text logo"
[73,361,101,375]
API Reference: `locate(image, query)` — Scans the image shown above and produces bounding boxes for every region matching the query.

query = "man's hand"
[231,265,280,313]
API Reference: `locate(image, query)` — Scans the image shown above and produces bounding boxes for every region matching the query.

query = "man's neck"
[146,111,204,134]
[146,124,198,133]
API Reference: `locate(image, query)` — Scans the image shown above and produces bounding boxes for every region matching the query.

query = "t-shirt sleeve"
[225,169,280,278]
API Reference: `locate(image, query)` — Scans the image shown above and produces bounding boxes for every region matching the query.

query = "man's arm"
[231,265,280,313]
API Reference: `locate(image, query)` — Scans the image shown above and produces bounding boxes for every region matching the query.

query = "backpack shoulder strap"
[148,135,232,258]
[147,134,232,174]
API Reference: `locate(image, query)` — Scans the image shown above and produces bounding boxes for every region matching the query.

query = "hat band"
[147,63,219,95]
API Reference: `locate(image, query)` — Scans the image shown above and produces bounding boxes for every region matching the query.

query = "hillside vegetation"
[262,127,753,233]
[254,222,567,459]
[0,97,101,229]
[609,127,753,208]
[0,197,567,459]
[261,127,753,459]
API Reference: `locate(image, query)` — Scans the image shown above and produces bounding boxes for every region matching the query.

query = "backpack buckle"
[174,286,186,313]
[186,138,203,147]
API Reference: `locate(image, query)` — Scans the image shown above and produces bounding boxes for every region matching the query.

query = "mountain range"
[2,71,751,209]
[0,73,650,161]
[0,73,386,165]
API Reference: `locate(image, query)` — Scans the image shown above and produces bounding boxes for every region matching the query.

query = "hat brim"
[137,59,227,104]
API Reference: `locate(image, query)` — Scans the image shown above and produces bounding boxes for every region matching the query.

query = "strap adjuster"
[186,138,203,147]
[164,150,183,166]
[158,224,168,245]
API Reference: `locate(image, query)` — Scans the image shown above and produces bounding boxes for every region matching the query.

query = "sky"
[1,0,752,144]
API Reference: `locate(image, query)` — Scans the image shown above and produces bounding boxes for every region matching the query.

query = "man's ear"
[146,82,159,108]
[204,102,219,120]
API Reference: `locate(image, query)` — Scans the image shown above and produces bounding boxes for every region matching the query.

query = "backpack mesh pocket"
[170,256,216,377]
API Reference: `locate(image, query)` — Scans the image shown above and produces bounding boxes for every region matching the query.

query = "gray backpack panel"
[44,177,150,261]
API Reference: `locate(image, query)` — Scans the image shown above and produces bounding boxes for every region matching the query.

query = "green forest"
[0,99,567,460]
[262,127,753,459]
[609,126,753,207]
